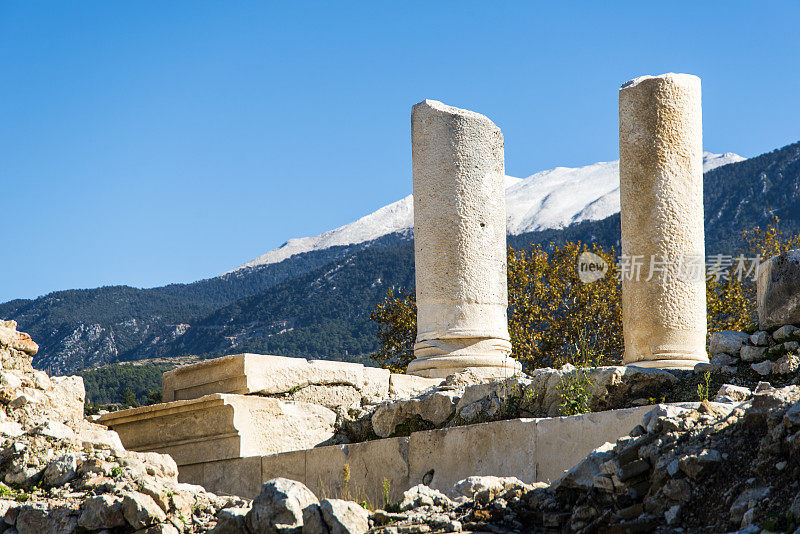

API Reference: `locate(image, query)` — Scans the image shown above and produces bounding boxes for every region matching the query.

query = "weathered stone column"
[619,74,709,369]
[407,99,521,378]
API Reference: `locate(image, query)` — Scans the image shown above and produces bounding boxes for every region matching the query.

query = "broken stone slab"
[389,374,443,399]
[372,390,461,438]
[162,353,391,403]
[758,250,800,329]
[99,394,336,466]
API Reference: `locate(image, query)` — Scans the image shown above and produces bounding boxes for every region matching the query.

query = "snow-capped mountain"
[232,152,744,272]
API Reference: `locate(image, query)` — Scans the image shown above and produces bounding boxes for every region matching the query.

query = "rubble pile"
[0,321,244,534]
[363,383,800,533]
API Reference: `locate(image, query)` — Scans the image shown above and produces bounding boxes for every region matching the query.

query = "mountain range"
[3,143,799,374]
[234,152,743,272]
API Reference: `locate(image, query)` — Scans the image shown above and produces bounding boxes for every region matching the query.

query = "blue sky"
[1,1,798,303]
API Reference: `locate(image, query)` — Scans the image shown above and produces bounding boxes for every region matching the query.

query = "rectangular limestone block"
[534,405,653,483]
[408,418,538,493]
[261,449,307,488]
[306,437,410,504]
[98,394,336,465]
[162,353,390,402]
[178,456,263,499]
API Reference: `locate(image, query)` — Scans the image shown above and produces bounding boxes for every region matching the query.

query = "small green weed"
[697,371,712,401]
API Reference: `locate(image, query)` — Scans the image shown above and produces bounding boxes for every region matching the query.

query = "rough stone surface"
[714,384,752,403]
[751,360,773,376]
[619,73,707,369]
[772,354,800,375]
[78,494,125,530]
[709,331,750,356]
[319,499,370,534]
[0,320,247,534]
[409,99,519,379]
[211,507,250,534]
[371,390,460,438]
[100,394,337,465]
[750,331,771,346]
[773,324,800,342]
[245,478,319,534]
[740,345,767,362]
[122,492,168,529]
[757,249,800,329]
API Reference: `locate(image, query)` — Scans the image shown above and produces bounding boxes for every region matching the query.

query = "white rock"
[448,476,530,501]
[371,390,460,438]
[319,499,370,534]
[714,384,752,404]
[642,404,696,434]
[31,420,75,440]
[388,374,443,399]
[77,427,125,452]
[0,371,22,390]
[552,442,615,491]
[32,370,52,390]
[43,454,78,487]
[399,485,453,511]
[245,478,319,534]
[0,421,23,438]
[121,491,167,529]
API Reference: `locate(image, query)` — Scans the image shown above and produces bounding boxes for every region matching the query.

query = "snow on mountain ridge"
[230,152,744,273]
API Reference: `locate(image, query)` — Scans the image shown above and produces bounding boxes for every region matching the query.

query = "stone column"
[619,73,709,369]
[407,99,521,378]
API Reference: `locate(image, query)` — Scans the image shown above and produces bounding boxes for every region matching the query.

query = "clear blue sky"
[1,1,798,303]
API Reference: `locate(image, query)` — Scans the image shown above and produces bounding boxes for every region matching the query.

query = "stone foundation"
[177,405,655,502]
[98,393,338,465]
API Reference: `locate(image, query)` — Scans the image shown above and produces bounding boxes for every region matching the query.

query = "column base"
[623,356,708,370]
[408,338,521,379]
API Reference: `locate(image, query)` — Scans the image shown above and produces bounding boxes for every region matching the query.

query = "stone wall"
[178,405,656,503]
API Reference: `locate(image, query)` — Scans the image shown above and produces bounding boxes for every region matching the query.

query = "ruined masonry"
[619,73,709,369]
[96,77,747,505]
[409,99,521,379]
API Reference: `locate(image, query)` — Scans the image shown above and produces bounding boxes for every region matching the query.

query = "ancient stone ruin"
[408,99,521,379]
[3,73,800,533]
[619,73,709,370]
